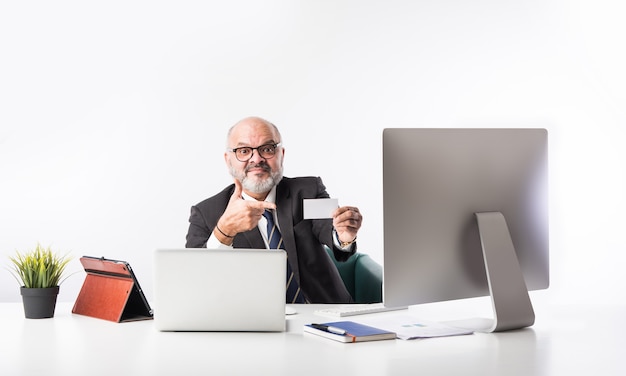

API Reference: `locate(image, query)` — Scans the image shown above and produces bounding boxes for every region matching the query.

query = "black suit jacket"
[185,176,354,303]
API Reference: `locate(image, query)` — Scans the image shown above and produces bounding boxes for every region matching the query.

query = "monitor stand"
[446,212,535,333]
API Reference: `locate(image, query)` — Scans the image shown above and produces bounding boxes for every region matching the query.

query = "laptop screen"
[153,248,286,332]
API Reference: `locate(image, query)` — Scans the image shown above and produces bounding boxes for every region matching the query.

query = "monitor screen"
[382,128,549,331]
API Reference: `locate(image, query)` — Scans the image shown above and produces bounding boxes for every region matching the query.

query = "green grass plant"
[8,244,72,288]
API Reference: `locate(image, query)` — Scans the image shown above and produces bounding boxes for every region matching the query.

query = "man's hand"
[332,206,362,244]
[216,179,276,238]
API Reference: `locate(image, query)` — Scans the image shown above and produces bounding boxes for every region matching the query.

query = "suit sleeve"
[185,205,211,248]
[310,177,357,262]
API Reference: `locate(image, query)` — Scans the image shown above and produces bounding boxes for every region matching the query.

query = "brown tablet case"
[72,256,153,322]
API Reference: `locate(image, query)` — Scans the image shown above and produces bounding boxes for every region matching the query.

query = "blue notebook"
[304,321,396,343]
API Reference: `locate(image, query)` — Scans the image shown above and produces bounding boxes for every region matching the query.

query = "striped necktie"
[263,210,305,303]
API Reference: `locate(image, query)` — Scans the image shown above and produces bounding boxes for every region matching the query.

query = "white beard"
[229,164,283,195]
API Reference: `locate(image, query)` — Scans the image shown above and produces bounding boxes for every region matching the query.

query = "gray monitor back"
[382,128,549,308]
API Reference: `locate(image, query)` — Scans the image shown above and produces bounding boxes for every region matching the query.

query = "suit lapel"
[276,181,300,278]
[239,229,266,249]
[232,181,300,279]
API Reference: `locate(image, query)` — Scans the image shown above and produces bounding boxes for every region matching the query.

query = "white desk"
[1,299,624,375]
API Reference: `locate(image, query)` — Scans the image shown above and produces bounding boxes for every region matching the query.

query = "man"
[185,116,363,303]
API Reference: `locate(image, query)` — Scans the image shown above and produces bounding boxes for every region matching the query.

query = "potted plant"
[8,244,72,319]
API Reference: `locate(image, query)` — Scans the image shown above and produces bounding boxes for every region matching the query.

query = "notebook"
[304,321,396,343]
[153,248,286,332]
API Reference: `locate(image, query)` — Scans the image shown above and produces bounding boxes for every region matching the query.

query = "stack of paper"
[358,314,474,340]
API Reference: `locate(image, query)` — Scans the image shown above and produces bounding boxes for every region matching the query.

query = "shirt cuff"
[332,229,356,252]
[207,231,234,249]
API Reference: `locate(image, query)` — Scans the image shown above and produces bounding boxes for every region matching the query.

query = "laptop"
[153,248,286,332]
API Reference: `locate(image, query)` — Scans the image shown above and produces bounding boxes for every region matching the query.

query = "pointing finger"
[261,201,277,211]
[249,201,276,211]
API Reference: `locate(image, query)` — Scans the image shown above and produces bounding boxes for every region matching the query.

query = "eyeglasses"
[229,143,281,162]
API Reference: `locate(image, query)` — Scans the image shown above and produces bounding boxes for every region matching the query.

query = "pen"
[311,324,347,335]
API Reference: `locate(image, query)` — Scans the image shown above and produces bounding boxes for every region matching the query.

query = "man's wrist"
[216,224,235,239]
[333,229,356,250]
[213,223,235,246]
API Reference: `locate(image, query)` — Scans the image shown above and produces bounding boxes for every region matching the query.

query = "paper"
[303,198,338,219]
[358,314,473,340]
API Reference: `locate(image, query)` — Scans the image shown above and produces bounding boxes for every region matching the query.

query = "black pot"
[20,286,60,319]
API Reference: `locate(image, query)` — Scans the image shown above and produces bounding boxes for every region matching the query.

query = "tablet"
[72,256,153,322]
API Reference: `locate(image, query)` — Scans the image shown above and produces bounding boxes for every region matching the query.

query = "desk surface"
[1,298,624,375]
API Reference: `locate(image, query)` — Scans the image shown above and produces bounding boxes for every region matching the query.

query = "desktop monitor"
[382,128,549,332]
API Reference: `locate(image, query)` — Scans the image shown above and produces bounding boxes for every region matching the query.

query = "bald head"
[227,116,282,148]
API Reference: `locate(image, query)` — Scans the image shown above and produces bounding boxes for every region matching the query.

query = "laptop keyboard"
[314,303,406,318]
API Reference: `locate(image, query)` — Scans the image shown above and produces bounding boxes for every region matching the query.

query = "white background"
[1,0,624,305]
